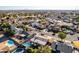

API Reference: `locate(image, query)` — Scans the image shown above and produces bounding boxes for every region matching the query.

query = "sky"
[0,6,79,10]
[0,0,79,10]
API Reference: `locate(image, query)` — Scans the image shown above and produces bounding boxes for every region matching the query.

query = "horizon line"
[0,6,79,10]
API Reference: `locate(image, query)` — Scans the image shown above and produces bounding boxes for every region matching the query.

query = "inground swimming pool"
[22,42,32,47]
[6,40,14,46]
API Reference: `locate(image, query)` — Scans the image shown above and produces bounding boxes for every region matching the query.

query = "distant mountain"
[0,10,79,13]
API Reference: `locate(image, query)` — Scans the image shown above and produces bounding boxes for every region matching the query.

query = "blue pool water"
[22,42,32,47]
[7,40,14,46]
[8,40,14,44]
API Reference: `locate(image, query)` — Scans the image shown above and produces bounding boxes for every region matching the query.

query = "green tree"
[58,32,67,41]
[26,45,52,53]
[0,13,7,18]
[76,16,79,22]
[6,30,16,37]
[26,48,38,53]
[0,22,10,32]
[1,23,10,28]
[12,14,17,18]
[38,45,52,53]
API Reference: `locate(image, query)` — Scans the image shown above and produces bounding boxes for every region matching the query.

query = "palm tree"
[38,45,52,53]
[26,45,52,53]
[1,22,10,32]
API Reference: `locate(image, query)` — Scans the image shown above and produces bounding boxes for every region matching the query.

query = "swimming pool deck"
[0,34,4,38]
[0,33,25,52]
[0,40,17,52]
[11,37,25,44]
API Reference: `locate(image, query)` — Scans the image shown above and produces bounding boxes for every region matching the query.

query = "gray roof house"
[51,42,73,53]
[10,25,23,34]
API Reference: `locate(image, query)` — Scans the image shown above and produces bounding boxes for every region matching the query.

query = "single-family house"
[30,34,54,45]
[51,41,73,53]
[10,25,23,34]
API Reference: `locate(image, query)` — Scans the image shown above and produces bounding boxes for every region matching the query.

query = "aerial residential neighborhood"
[0,10,79,53]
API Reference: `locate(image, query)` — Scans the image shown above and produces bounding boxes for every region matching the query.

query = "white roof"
[57,22,73,26]
[19,34,26,37]
[31,37,47,45]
